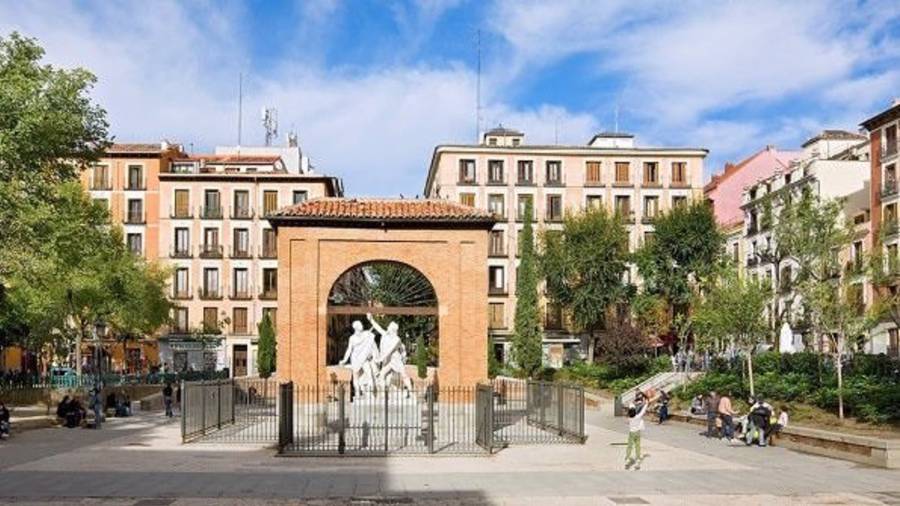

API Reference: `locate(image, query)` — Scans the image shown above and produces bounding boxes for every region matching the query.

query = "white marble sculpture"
[338,320,379,398]
[367,312,413,397]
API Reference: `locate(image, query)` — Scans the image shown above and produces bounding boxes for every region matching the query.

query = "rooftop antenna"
[237,73,243,155]
[475,29,482,144]
[262,107,278,146]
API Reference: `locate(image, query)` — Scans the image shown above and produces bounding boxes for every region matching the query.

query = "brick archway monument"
[268,198,497,389]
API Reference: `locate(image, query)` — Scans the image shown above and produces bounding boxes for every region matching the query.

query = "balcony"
[90,180,112,191]
[883,141,899,161]
[231,289,253,300]
[200,206,223,220]
[124,210,146,225]
[231,247,252,259]
[884,220,900,238]
[612,180,633,188]
[171,289,192,300]
[642,180,662,189]
[125,180,146,191]
[170,207,193,219]
[488,285,507,296]
[616,210,635,224]
[169,246,193,259]
[641,212,658,224]
[259,288,277,300]
[198,244,223,259]
[844,259,864,278]
[230,206,254,220]
[198,287,223,300]
[670,180,690,189]
[881,179,899,200]
[262,207,279,218]
[489,243,506,258]
[545,212,563,223]
[259,246,277,259]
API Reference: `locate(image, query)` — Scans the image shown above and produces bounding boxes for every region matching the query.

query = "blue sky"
[2,0,899,196]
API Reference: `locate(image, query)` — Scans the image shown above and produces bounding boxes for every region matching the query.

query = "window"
[586,161,602,184]
[262,228,277,258]
[546,195,563,221]
[459,193,476,207]
[672,162,687,184]
[488,194,505,217]
[262,307,277,329]
[517,194,534,220]
[853,240,864,268]
[292,190,308,204]
[586,195,603,210]
[672,195,687,208]
[488,137,497,146]
[127,165,143,190]
[488,266,506,294]
[888,244,899,273]
[202,228,220,257]
[91,165,110,190]
[174,189,190,218]
[489,302,506,329]
[233,228,249,257]
[174,268,189,298]
[489,230,505,256]
[643,231,655,244]
[488,160,504,183]
[202,268,220,298]
[126,199,143,223]
[545,303,563,330]
[233,308,248,334]
[615,162,630,183]
[233,190,251,218]
[126,233,142,255]
[732,243,739,263]
[615,195,631,217]
[174,307,189,333]
[545,161,562,184]
[886,124,898,156]
[203,190,222,218]
[643,196,659,219]
[174,228,190,256]
[203,307,218,332]
[262,268,278,298]
[233,268,249,298]
[517,160,534,184]
[643,162,658,184]
[263,190,279,216]
[512,138,521,147]
[458,159,476,183]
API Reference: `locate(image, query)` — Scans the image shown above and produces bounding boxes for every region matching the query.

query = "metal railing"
[183,379,586,455]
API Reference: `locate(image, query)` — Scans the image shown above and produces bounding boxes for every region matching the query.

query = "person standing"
[90,388,102,429]
[718,392,736,443]
[657,391,670,424]
[705,390,719,438]
[625,396,651,470]
[163,383,174,418]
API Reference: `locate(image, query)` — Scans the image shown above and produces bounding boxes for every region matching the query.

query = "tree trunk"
[586,327,595,363]
[836,351,845,421]
[747,350,756,398]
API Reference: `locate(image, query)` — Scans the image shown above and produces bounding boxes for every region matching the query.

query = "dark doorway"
[233,345,248,377]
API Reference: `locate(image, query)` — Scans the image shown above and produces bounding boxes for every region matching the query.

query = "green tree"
[541,207,629,362]
[257,313,276,379]
[512,198,542,377]
[634,200,724,333]
[692,266,770,396]
[415,335,427,379]
[487,335,501,379]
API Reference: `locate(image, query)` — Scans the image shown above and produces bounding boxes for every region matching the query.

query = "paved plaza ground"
[2,403,900,505]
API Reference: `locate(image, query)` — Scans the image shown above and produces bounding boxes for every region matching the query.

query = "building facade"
[423,128,707,365]
[862,99,900,357]
[83,142,343,376]
[740,131,870,351]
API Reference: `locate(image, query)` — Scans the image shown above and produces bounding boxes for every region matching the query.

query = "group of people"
[56,394,88,428]
[692,391,789,446]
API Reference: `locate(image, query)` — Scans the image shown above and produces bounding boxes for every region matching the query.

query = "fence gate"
[475,383,494,453]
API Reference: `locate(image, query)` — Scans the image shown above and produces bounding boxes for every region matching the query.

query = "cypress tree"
[512,198,543,377]
[257,313,276,379]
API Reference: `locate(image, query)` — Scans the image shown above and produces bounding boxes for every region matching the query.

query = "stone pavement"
[0,404,899,505]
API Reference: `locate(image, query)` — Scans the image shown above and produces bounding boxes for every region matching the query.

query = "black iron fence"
[183,378,586,455]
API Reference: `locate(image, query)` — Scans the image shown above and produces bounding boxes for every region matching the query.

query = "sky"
[2,0,899,196]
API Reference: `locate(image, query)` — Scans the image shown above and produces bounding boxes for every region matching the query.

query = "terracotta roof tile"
[272,198,497,224]
[107,143,165,153]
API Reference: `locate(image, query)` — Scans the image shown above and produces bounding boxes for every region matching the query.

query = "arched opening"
[326,261,439,367]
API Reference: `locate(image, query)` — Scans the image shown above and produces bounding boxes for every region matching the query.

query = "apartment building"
[423,127,707,365]
[862,99,900,357]
[741,131,869,351]
[84,142,343,376]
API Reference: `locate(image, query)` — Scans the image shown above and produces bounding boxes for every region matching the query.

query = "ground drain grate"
[132,500,176,506]
[351,497,414,505]
[608,497,649,505]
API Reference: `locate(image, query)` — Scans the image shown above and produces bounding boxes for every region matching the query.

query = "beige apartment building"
[423,127,707,365]
[84,142,343,376]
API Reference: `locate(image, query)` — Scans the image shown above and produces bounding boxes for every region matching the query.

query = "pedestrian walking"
[163,383,174,418]
[705,390,719,438]
[89,388,102,429]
